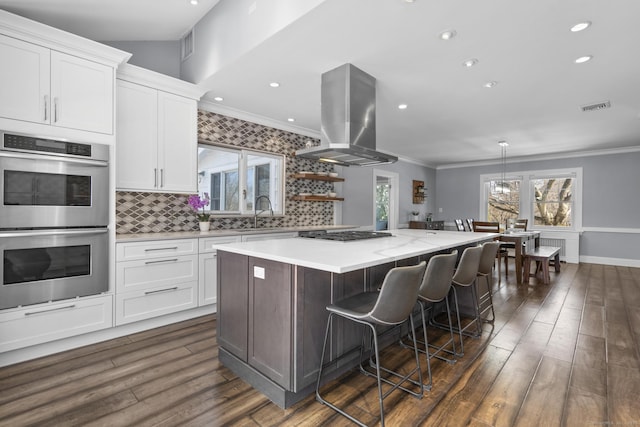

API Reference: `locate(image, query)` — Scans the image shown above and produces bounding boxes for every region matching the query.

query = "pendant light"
[498,140,509,193]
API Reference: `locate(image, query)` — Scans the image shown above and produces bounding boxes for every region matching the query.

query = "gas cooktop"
[299,230,393,241]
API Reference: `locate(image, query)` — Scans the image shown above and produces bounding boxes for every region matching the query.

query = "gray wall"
[103,40,181,79]
[435,150,640,262]
[339,160,436,228]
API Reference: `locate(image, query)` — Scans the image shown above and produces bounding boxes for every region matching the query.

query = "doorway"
[373,170,398,231]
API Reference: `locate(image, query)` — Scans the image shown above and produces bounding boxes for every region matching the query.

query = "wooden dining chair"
[514,218,528,231]
[465,219,474,232]
[472,221,509,284]
[471,221,499,233]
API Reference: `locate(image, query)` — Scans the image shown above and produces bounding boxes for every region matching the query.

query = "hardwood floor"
[1,262,639,426]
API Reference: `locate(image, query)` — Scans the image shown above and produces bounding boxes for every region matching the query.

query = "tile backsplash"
[116,111,336,234]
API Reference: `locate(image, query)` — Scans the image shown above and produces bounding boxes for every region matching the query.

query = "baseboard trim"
[579,256,640,268]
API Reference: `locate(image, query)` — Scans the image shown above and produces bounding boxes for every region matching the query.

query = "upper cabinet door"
[116,79,159,191]
[0,35,50,124]
[157,91,197,193]
[50,51,113,134]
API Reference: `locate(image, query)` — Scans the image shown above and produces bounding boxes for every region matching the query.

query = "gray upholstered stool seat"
[432,245,483,356]
[315,261,427,427]
[401,250,459,390]
[476,241,500,323]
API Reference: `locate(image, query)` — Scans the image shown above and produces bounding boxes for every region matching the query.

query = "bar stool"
[401,250,458,390]
[315,261,427,427]
[434,245,482,356]
[476,241,500,323]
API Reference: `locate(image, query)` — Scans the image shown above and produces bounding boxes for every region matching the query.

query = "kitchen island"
[214,229,496,408]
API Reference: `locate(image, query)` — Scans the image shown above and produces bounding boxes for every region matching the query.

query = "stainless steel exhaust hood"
[296,63,398,166]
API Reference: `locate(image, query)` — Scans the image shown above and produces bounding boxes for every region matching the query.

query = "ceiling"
[2,0,640,167]
[0,0,220,41]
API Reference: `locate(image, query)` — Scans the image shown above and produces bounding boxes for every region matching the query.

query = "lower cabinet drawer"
[0,295,113,353]
[115,281,198,325]
[116,255,198,294]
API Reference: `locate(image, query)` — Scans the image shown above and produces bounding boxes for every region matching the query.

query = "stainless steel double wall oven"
[0,131,110,310]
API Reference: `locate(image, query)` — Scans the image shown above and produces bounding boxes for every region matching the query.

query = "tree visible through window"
[487,179,521,225]
[482,169,579,230]
[533,177,573,226]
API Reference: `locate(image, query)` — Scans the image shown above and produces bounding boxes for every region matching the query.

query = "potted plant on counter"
[411,210,420,221]
[188,193,211,231]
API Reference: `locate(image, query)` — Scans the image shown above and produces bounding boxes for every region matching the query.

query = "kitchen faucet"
[254,195,273,228]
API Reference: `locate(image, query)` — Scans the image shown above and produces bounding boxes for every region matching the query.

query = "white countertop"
[116,225,355,242]
[214,229,498,273]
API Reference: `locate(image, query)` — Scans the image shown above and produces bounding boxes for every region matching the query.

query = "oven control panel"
[2,133,91,157]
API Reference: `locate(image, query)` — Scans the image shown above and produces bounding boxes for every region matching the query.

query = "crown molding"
[436,144,640,170]
[117,63,206,100]
[198,98,321,139]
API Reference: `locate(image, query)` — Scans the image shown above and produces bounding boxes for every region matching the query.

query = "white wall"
[181,0,325,86]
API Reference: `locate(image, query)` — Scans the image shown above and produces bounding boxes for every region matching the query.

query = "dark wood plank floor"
[1,262,639,426]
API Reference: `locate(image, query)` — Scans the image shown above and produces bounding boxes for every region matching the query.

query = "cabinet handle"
[43,95,48,121]
[53,97,58,122]
[145,287,178,295]
[154,168,158,187]
[25,304,76,316]
[144,258,179,265]
[145,247,178,252]
[160,169,164,188]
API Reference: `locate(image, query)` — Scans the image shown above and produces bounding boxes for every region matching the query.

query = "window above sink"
[197,143,285,216]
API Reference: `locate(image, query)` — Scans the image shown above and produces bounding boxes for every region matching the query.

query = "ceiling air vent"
[581,100,611,112]
[181,28,194,61]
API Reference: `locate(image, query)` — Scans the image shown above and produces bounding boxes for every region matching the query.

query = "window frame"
[479,167,582,231]
[197,143,286,216]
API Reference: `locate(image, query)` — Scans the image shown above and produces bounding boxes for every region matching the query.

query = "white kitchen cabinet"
[0,34,113,134]
[116,237,198,262]
[198,236,241,307]
[114,282,197,326]
[0,34,49,125]
[115,239,198,325]
[0,294,113,353]
[50,51,114,134]
[116,64,203,193]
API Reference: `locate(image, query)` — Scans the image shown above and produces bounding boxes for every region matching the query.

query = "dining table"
[499,230,541,284]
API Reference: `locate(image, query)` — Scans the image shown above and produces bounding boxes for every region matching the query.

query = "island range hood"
[296,63,398,166]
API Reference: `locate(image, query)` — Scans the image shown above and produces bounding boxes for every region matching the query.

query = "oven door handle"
[0,228,108,238]
[0,150,108,167]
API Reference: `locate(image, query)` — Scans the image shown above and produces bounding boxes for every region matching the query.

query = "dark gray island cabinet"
[217,251,386,408]
[214,230,495,408]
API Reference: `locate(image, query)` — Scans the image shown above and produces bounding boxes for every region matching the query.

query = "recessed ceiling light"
[439,30,456,40]
[571,21,591,32]
[463,58,478,68]
[484,81,498,88]
[213,96,223,102]
[189,0,198,5]
[269,82,280,88]
[287,118,295,122]
[404,0,416,2]
[398,104,408,110]
[575,55,593,64]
